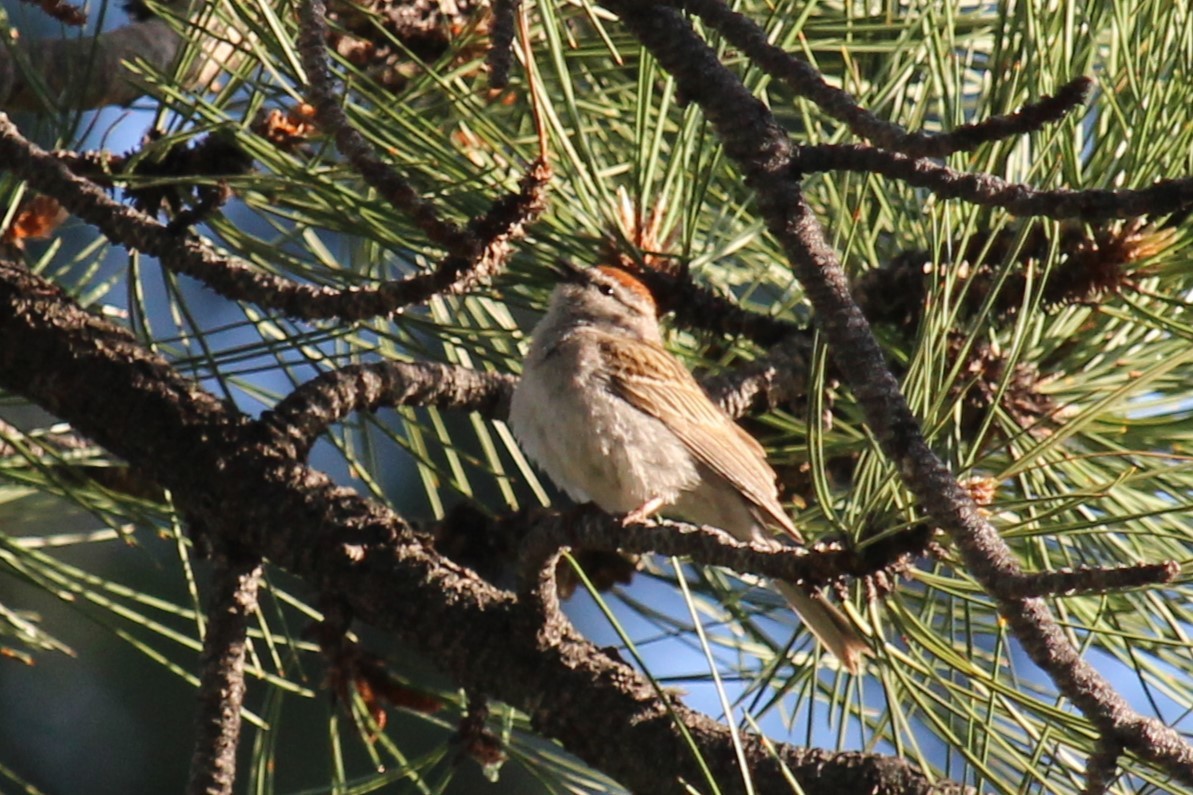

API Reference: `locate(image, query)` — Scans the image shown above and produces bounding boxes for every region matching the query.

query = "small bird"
[509,262,868,672]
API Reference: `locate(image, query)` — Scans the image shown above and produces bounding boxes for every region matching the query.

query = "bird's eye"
[598,283,615,296]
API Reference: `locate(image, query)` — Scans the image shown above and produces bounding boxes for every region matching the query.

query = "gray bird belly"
[510,366,699,513]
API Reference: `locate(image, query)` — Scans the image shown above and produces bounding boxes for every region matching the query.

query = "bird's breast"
[510,335,700,513]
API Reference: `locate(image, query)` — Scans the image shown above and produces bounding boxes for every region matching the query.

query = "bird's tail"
[774,581,870,673]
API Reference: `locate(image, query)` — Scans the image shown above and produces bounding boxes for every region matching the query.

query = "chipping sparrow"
[509,263,868,672]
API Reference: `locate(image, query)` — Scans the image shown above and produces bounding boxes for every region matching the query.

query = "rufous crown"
[595,265,656,309]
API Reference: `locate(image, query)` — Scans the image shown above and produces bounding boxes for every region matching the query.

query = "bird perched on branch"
[509,262,868,672]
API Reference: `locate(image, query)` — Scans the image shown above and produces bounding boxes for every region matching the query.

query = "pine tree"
[0,1,1191,793]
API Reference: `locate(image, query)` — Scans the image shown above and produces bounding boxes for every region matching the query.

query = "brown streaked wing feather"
[595,333,802,541]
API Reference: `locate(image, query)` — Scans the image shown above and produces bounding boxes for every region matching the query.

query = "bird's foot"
[621,496,664,526]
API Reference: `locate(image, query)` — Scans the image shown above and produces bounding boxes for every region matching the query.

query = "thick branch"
[0,262,966,794]
[264,361,516,458]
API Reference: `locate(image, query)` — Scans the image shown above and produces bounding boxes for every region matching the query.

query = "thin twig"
[455,691,508,772]
[1081,736,1123,795]
[795,144,1193,220]
[297,0,469,252]
[643,268,807,346]
[699,338,813,420]
[1002,561,1179,599]
[298,1,553,298]
[665,0,1092,157]
[453,157,553,294]
[0,114,548,319]
[516,0,550,160]
[509,508,929,593]
[487,0,520,89]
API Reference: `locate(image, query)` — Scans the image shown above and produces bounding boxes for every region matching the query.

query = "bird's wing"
[595,333,803,542]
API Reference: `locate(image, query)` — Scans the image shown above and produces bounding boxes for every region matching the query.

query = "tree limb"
[185,556,262,795]
[0,259,968,795]
[0,113,547,320]
[603,0,1193,785]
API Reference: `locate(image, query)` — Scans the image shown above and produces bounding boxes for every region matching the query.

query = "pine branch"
[0,114,548,320]
[185,556,262,795]
[264,361,516,459]
[0,257,971,795]
[796,144,1193,220]
[603,2,1193,788]
[663,0,1094,157]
